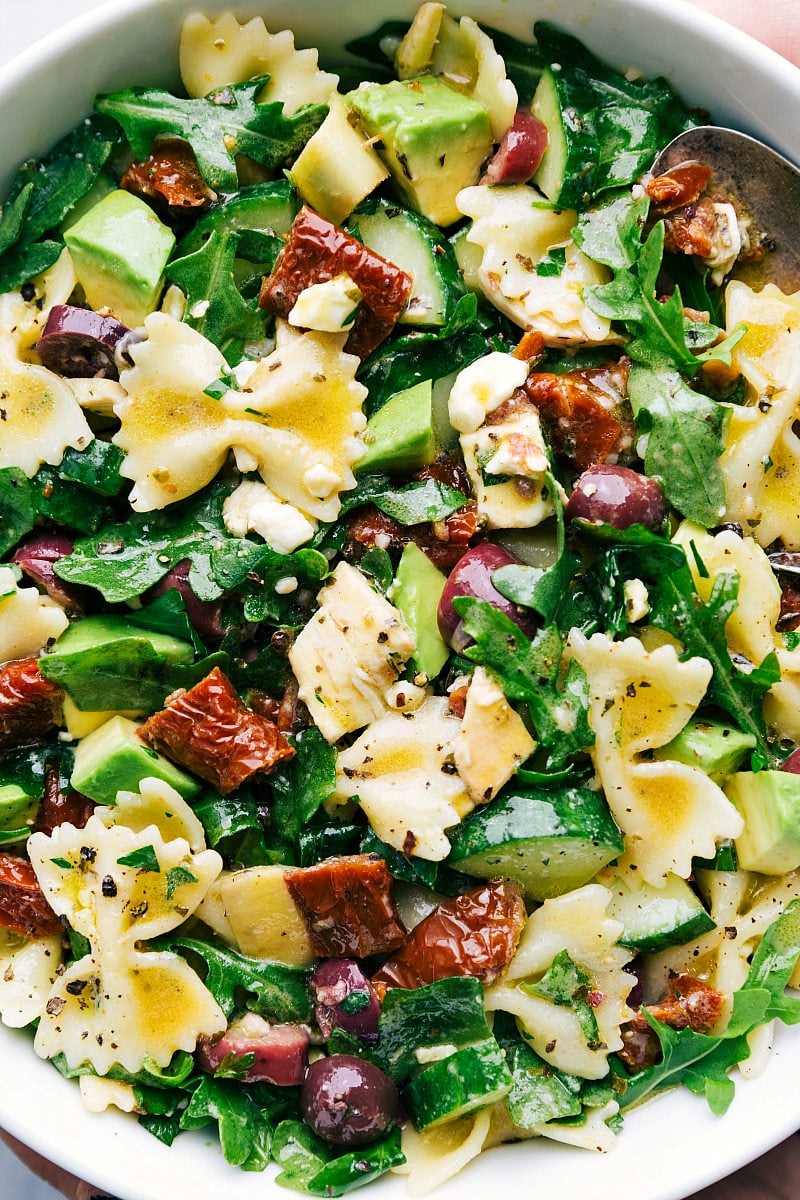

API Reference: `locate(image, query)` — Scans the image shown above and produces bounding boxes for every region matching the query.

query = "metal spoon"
[651,126,800,293]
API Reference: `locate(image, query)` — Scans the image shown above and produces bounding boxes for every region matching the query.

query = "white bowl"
[1,2,799,1198]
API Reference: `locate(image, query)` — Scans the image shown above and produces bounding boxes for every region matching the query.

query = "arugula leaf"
[617,901,800,1114]
[165,866,198,898]
[214,1052,257,1080]
[117,845,160,872]
[269,727,337,850]
[55,481,234,603]
[96,80,326,193]
[298,821,362,867]
[454,599,594,769]
[536,246,567,277]
[573,190,650,271]
[569,529,779,767]
[340,475,467,525]
[180,1076,271,1171]
[160,934,311,1022]
[166,229,265,353]
[521,950,601,1047]
[0,467,36,555]
[627,364,730,526]
[491,472,581,623]
[272,1120,405,1196]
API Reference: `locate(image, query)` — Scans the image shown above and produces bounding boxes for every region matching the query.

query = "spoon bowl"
[652,126,800,293]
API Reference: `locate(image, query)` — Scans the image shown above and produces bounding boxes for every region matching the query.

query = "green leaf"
[627,364,730,526]
[340,475,467,525]
[96,79,326,193]
[536,246,567,277]
[54,481,234,603]
[160,934,311,1022]
[573,191,650,271]
[214,1052,257,1080]
[376,977,492,1083]
[277,1125,405,1197]
[0,240,63,291]
[193,787,271,865]
[166,229,265,353]
[117,845,160,872]
[521,950,601,1046]
[493,1013,583,1126]
[165,866,198,899]
[0,183,33,257]
[617,900,800,1112]
[180,1076,271,1171]
[128,590,204,653]
[454,600,594,769]
[270,727,337,848]
[0,468,36,556]
[57,440,126,498]
[358,547,394,593]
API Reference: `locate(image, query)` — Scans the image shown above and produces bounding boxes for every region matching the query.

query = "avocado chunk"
[657,717,756,785]
[40,615,194,712]
[726,770,800,874]
[70,715,200,806]
[347,77,493,226]
[64,190,175,326]
[291,96,389,226]
[0,785,39,844]
[358,380,436,474]
[391,542,449,680]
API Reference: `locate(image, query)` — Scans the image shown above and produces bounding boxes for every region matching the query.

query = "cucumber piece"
[493,1013,582,1127]
[448,788,623,901]
[405,1039,512,1131]
[532,66,597,208]
[694,839,738,872]
[177,181,299,261]
[606,873,715,954]
[348,197,465,327]
[449,226,483,294]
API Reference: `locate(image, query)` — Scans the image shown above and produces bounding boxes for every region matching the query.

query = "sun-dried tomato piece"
[0,851,61,938]
[512,330,546,363]
[414,455,471,496]
[285,855,407,958]
[645,161,713,213]
[524,358,635,469]
[662,197,718,259]
[139,667,295,795]
[618,974,725,1073]
[0,658,63,758]
[448,684,469,719]
[372,881,526,990]
[259,206,412,358]
[347,507,479,574]
[122,139,215,211]
[33,764,95,838]
[441,501,481,545]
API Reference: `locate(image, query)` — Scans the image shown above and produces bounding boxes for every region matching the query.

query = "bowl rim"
[1,1,800,1198]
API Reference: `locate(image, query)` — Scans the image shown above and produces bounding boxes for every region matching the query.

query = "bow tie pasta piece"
[569,632,743,885]
[485,884,631,1080]
[455,185,617,346]
[28,816,226,1074]
[94,776,208,854]
[396,1108,494,1197]
[0,929,63,1028]
[0,566,69,660]
[334,695,471,861]
[179,12,338,113]
[720,281,800,548]
[114,314,366,516]
[673,521,800,742]
[0,291,93,477]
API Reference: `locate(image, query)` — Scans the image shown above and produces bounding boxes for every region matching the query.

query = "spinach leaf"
[180,1077,272,1171]
[96,80,326,193]
[340,475,467,525]
[627,364,730,526]
[570,528,779,767]
[160,934,311,1022]
[491,472,580,622]
[194,787,272,866]
[57,440,126,497]
[0,114,120,288]
[128,590,203,652]
[298,821,362,867]
[376,977,492,1083]
[358,547,394,593]
[211,539,328,625]
[454,599,594,769]
[617,900,800,1114]
[166,229,265,353]
[30,467,112,535]
[54,481,234,603]
[273,1120,405,1196]
[0,468,36,555]
[573,190,650,272]
[521,950,600,1046]
[0,742,74,800]
[270,727,337,849]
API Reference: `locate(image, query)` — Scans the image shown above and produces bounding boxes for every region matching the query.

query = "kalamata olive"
[309,959,381,1045]
[197,1015,309,1086]
[624,957,645,1010]
[565,465,666,532]
[36,305,129,379]
[301,1055,398,1148]
[437,543,535,652]
[150,559,225,640]
[782,748,800,774]
[484,109,549,185]
[768,552,800,632]
[12,532,89,612]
